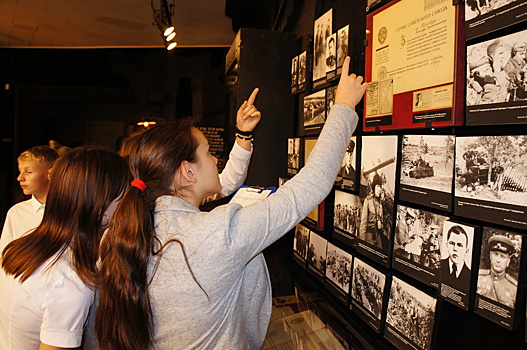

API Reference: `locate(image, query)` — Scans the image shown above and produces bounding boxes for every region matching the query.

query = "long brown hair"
[2,146,130,288]
[96,118,199,350]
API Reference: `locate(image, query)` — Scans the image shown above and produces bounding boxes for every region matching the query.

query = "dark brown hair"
[2,146,130,288]
[96,118,199,350]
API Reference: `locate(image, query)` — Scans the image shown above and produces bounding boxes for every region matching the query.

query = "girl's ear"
[179,160,196,184]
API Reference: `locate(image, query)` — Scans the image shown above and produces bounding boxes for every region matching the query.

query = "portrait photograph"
[350,257,386,333]
[454,135,527,230]
[393,205,448,289]
[325,242,353,303]
[475,227,523,329]
[439,221,476,310]
[325,33,337,79]
[313,9,332,83]
[466,0,527,40]
[466,29,527,125]
[307,231,328,281]
[337,25,349,70]
[333,189,362,247]
[293,224,310,267]
[399,135,455,211]
[291,55,298,94]
[335,136,358,190]
[303,89,326,134]
[287,137,301,175]
[298,51,307,91]
[385,276,437,350]
[357,135,398,266]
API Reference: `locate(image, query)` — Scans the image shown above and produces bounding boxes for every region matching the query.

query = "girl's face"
[191,128,221,199]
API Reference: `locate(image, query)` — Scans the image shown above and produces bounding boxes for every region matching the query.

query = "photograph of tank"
[399,135,455,211]
[454,135,527,229]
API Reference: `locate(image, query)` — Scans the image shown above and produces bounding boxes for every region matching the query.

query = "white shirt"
[0,196,45,253]
[0,249,94,349]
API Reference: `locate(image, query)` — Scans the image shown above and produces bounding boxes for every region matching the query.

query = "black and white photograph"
[475,227,523,329]
[335,136,357,190]
[357,135,398,266]
[303,137,325,231]
[337,25,349,72]
[313,9,332,85]
[385,276,438,350]
[393,205,448,289]
[439,221,476,310]
[298,51,307,92]
[466,29,527,125]
[454,135,527,229]
[326,85,337,113]
[466,0,527,40]
[333,189,362,247]
[293,224,310,268]
[350,257,386,333]
[287,137,301,175]
[325,242,353,303]
[326,33,337,80]
[307,231,328,281]
[399,135,455,211]
[291,55,298,94]
[303,89,327,135]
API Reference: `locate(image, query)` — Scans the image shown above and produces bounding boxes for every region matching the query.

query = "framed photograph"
[356,135,398,266]
[385,276,438,350]
[337,25,349,76]
[466,0,527,40]
[393,205,449,289]
[439,221,478,310]
[313,9,333,89]
[363,0,464,131]
[399,135,455,211]
[325,242,353,304]
[349,257,387,333]
[298,51,308,93]
[291,55,299,94]
[293,224,310,268]
[326,33,337,81]
[303,89,327,135]
[335,136,358,191]
[454,135,527,230]
[466,29,527,126]
[333,189,362,247]
[475,227,524,330]
[287,137,302,176]
[303,137,326,231]
[307,230,328,282]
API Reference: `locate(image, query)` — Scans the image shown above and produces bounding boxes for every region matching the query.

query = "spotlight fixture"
[137,121,157,128]
[152,0,177,50]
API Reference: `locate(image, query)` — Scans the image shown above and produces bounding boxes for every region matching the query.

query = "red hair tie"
[131,178,147,192]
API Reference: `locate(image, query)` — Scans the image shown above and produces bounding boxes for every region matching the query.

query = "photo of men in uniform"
[325,242,352,293]
[337,25,349,68]
[333,190,361,240]
[336,137,357,189]
[313,9,332,82]
[477,229,521,308]
[291,55,298,92]
[287,137,301,174]
[307,231,328,277]
[326,33,337,73]
[293,224,310,263]
[439,222,474,309]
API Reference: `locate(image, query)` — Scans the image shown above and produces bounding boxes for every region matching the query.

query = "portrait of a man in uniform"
[477,234,518,308]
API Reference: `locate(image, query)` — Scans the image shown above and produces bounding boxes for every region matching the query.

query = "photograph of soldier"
[476,228,522,309]
[326,34,337,73]
[313,9,332,82]
[385,277,437,350]
[333,190,361,239]
[455,136,527,207]
[291,55,298,91]
[337,25,349,69]
[359,135,397,259]
[351,257,386,321]
[303,89,326,127]
[293,224,310,262]
[466,29,527,106]
[298,51,307,85]
[307,231,328,275]
[400,135,455,194]
[326,85,337,112]
[325,242,353,293]
[287,137,301,172]
[466,0,520,21]
[336,137,357,189]
[439,222,474,309]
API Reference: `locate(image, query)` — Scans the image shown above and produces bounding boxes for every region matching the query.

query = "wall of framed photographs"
[282,0,527,348]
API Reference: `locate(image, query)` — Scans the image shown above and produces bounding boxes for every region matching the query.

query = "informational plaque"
[364,0,464,131]
[199,127,226,171]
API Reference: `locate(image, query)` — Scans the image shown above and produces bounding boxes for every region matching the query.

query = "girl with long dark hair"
[0,146,130,349]
[96,57,367,349]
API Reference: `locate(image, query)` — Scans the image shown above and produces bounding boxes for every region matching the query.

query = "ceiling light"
[166,32,176,41]
[163,26,175,37]
[151,0,176,50]
[167,42,178,50]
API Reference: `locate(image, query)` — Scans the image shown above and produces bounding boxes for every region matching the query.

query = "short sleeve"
[40,273,94,347]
